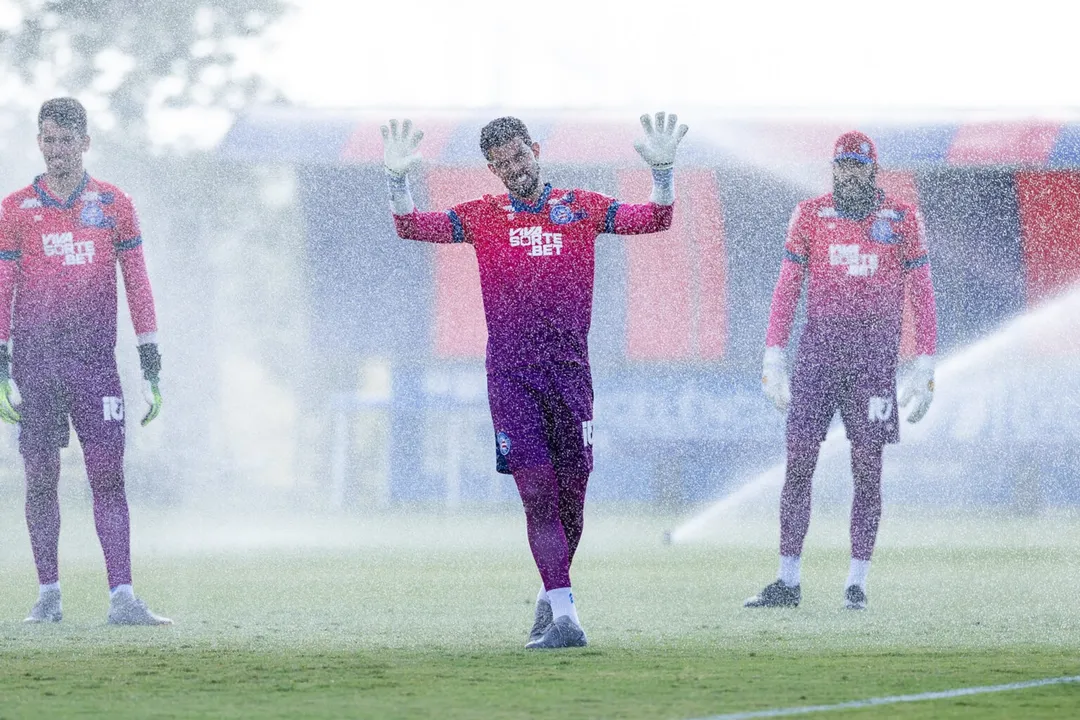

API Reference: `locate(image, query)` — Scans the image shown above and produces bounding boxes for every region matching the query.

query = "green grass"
[0,507,1078,718]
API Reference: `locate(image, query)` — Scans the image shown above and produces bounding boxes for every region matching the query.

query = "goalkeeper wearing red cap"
[745,131,938,611]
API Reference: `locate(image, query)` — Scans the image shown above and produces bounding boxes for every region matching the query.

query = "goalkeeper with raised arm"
[746,131,937,611]
[382,112,687,648]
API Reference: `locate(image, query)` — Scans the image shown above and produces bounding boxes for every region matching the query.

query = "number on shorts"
[581,420,594,447]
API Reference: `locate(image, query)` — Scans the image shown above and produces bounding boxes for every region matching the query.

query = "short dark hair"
[480,117,532,159]
[38,97,87,135]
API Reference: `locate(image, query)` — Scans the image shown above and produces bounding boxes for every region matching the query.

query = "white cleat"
[25,588,62,623]
[108,594,173,626]
[525,615,587,650]
[527,597,553,645]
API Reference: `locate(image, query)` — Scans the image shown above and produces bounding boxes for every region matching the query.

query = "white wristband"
[386,171,415,215]
[649,168,674,206]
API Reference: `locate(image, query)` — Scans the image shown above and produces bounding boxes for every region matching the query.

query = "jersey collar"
[33,172,90,210]
[508,183,552,214]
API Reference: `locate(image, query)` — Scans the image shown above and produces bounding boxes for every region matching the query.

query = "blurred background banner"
[208,110,1080,510]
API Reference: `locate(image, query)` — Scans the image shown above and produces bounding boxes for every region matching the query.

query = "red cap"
[833,131,877,164]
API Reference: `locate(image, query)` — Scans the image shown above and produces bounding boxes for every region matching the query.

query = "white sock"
[110,584,134,600]
[847,559,870,590]
[536,587,549,605]
[40,582,60,597]
[779,555,801,586]
[547,587,580,626]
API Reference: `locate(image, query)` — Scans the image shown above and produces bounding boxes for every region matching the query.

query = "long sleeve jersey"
[765,191,937,355]
[0,173,157,360]
[394,183,672,369]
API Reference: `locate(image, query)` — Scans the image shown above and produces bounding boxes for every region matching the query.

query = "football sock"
[513,465,571,591]
[846,559,870,591]
[547,587,580,626]
[24,449,62,586]
[779,555,801,586]
[85,440,133,589]
[537,587,549,605]
[780,441,820,557]
[850,444,884,561]
[556,465,589,564]
[110,584,134,600]
[40,582,60,597]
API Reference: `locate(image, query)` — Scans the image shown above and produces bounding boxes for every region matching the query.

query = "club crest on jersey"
[870,218,897,244]
[497,431,511,456]
[549,204,586,225]
[19,197,41,210]
[80,202,114,229]
[82,191,115,205]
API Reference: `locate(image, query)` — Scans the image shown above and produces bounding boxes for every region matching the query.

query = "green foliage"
[0,0,286,143]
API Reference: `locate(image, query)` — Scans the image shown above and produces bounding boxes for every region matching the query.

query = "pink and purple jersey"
[0,173,157,357]
[766,191,937,354]
[394,184,672,368]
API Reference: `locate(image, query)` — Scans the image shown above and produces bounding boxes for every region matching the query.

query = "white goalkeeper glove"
[380,118,424,179]
[633,111,689,171]
[0,377,20,424]
[138,343,162,426]
[0,344,21,424]
[380,119,424,214]
[761,346,791,414]
[899,354,934,424]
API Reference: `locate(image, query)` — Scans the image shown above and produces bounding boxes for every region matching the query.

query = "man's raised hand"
[633,111,689,170]
[380,119,425,178]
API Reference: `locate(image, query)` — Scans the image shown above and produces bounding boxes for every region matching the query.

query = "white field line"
[691,675,1080,720]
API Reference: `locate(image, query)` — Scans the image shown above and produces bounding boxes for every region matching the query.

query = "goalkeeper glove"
[899,354,934,424]
[633,111,689,170]
[761,346,791,414]
[380,118,425,179]
[138,343,162,426]
[0,343,20,424]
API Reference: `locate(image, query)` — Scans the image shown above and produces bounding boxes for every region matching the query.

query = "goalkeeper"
[382,112,687,648]
[746,131,938,611]
[0,98,169,625]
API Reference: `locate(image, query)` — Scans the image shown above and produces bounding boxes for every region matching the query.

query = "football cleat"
[844,584,867,610]
[108,594,173,626]
[527,596,553,645]
[525,615,587,650]
[24,588,62,623]
[744,579,801,608]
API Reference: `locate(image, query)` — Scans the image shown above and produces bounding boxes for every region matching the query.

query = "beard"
[508,171,540,200]
[46,157,78,179]
[833,175,877,219]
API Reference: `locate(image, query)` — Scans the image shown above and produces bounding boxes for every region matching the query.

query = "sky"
[0,0,1077,151]
[258,0,1080,117]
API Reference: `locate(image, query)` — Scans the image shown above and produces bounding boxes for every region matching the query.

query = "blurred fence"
[216,111,1080,507]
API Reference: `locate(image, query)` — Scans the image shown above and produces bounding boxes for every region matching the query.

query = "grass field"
[1,504,1078,719]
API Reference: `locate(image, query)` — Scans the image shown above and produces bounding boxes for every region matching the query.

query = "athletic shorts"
[787,326,899,447]
[488,362,594,475]
[13,352,126,453]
